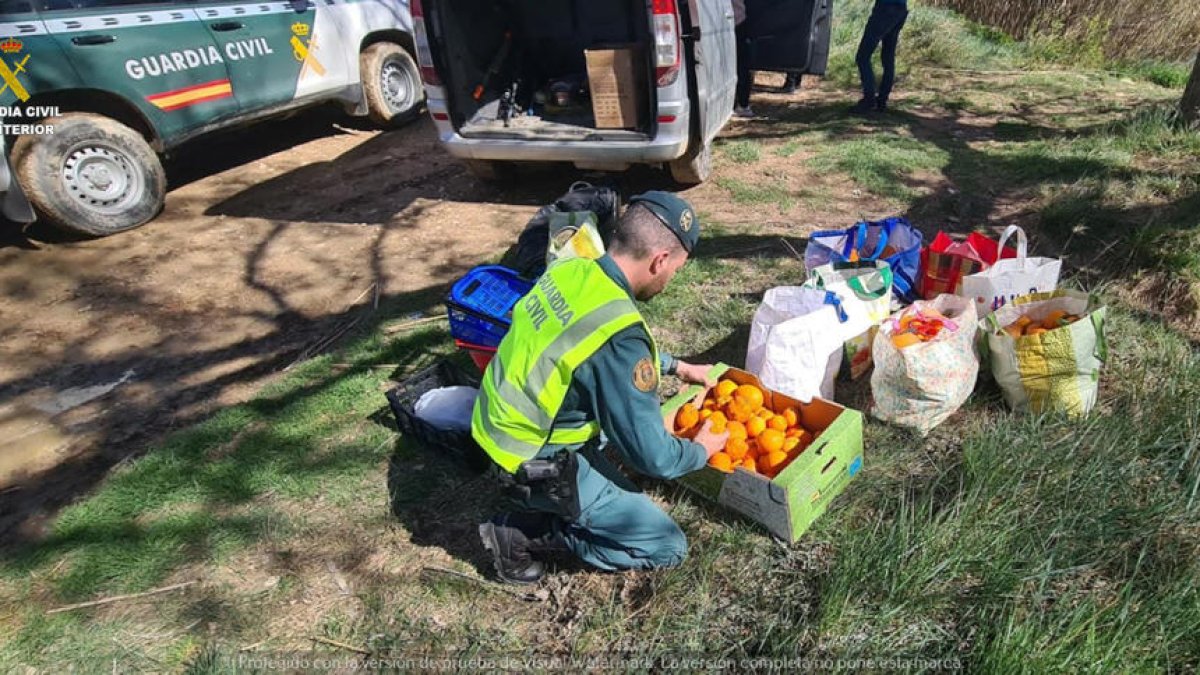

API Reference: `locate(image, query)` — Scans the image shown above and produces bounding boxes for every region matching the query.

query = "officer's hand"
[675,361,717,388]
[692,419,730,459]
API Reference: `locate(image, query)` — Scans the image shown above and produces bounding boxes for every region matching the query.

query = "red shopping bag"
[919,232,1016,299]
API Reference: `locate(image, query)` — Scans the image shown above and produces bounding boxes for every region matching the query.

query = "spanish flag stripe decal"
[146,79,233,111]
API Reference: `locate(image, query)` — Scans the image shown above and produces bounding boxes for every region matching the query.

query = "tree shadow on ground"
[733,89,1200,305]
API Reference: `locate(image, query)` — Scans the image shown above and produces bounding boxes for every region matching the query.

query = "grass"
[715,177,795,213]
[830,0,1194,91]
[3,3,1200,671]
[809,134,950,202]
[717,140,762,164]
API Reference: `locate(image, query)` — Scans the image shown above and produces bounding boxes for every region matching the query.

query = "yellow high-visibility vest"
[471,258,657,473]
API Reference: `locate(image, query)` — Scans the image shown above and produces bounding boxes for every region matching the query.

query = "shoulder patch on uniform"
[632,356,658,392]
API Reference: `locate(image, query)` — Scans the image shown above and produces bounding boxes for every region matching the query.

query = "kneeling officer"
[474,191,728,584]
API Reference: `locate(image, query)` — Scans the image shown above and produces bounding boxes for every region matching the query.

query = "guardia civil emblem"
[679,209,693,232]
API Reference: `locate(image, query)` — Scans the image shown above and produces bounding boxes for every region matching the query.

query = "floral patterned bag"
[870,295,979,434]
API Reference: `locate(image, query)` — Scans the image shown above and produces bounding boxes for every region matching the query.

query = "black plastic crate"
[385,359,491,474]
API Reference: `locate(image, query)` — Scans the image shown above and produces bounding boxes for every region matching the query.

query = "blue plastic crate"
[446,266,533,349]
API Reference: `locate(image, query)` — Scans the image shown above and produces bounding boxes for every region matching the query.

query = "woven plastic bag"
[871,295,979,434]
[806,217,924,303]
[983,290,1107,417]
[805,260,894,378]
[746,287,850,402]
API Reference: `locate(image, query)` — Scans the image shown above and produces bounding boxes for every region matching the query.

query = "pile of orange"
[673,379,817,479]
[1003,309,1080,339]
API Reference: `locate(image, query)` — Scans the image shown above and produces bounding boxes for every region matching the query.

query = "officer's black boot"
[527,528,572,557]
[478,514,546,585]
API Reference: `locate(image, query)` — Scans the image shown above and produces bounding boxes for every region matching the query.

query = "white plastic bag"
[414,386,478,431]
[746,287,850,402]
[959,225,1061,318]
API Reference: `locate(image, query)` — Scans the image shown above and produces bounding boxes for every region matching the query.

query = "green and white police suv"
[0,0,422,236]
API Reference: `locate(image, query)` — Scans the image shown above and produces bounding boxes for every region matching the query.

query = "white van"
[412,0,833,184]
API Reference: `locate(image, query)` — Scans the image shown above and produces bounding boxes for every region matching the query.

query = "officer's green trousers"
[527,445,688,571]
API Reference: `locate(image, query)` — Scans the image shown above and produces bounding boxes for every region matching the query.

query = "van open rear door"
[682,0,736,146]
[744,0,834,75]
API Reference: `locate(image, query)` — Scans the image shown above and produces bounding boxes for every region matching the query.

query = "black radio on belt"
[516,459,560,483]
[508,452,580,522]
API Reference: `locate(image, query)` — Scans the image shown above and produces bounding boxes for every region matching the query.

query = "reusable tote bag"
[871,295,979,434]
[806,217,924,303]
[960,225,1061,318]
[806,260,894,378]
[918,231,1018,299]
[983,290,1107,417]
[746,287,850,402]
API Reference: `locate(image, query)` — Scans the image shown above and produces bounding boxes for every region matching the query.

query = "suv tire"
[669,137,712,186]
[462,159,510,181]
[11,113,166,237]
[361,42,423,128]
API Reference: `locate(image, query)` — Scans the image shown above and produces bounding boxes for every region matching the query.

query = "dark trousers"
[856,4,909,105]
[735,23,752,108]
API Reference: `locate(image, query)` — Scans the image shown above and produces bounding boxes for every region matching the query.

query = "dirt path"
[0,110,572,538]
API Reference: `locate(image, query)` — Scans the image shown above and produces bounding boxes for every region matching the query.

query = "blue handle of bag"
[843,221,890,262]
[822,291,849,323]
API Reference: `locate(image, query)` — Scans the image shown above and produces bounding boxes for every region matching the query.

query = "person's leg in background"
[853,6,888,114]
[876,8,909,111]
[734,22,754,117]
[780,72,801,94]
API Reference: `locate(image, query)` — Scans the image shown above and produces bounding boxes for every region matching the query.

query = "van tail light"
[652,0,681,87]
[411,0,441,86]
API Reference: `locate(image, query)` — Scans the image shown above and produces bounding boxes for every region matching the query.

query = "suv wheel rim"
[381,56,416,114]
[62,144,144,216]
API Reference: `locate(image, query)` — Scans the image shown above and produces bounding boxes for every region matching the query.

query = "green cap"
[627,190,700,254]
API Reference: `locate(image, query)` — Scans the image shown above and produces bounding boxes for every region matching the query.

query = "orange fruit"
[1025,327,1048,336]
[734,384,765,411]
[892,332,923,349]
[756,407,774,419]
[726,420,747,441]
[725,437,749,461]
[726,400,753,423]
[746,439,760,459]
[702,398,716,410]
[756,454,772,475]
[782,407,799,427]
[783,436,801,454]
[765,450,789,474]
[1042,310,1069,330]
[746,416,766,438]
[785,427,803,439]
[767,415,788,432]
[758,428,785,454]
[675,403,699,432]
[699,408,713,421]
[715,379,738,399]
[708,452,733,473]
[740,457,757,472]
[1004,324,1023,340]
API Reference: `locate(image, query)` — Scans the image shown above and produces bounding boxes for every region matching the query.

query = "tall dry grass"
[927,0,1200,62]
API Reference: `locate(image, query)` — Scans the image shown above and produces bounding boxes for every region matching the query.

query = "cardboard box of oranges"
[662,364,864,543]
